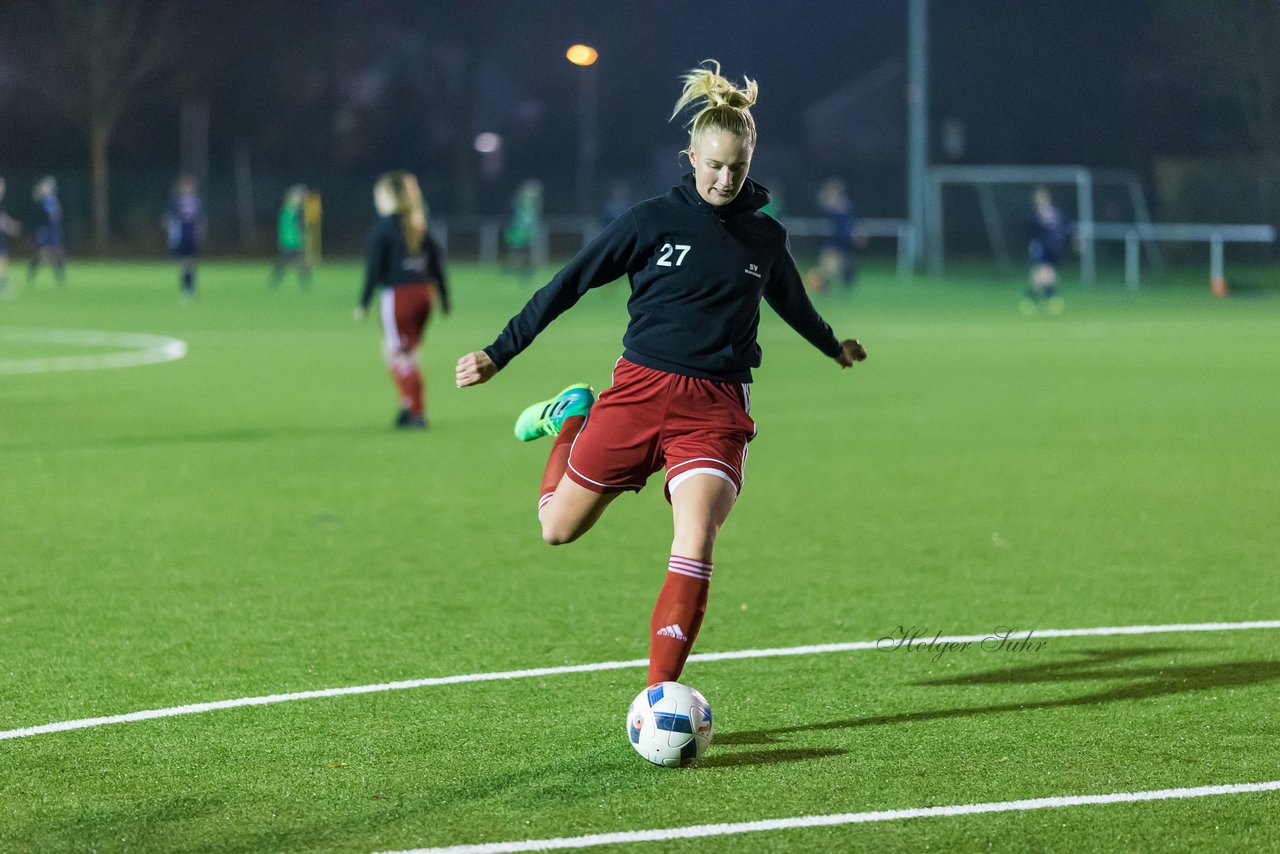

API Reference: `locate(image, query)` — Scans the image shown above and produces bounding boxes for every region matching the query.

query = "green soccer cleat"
[514,383,595,441]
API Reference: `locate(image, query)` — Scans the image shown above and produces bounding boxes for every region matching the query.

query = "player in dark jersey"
[456,61,867,689]
[0,177,22,298]
[1025,186,1070,315]
[28,176,65,286]
[806,178,860,292]
[356,172,451,429]
[166,175,204,300]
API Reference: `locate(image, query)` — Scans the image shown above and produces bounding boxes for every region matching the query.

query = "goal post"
[925,165,1157,285]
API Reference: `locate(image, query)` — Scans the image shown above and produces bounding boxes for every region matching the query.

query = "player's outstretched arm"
[834,338,868,368]
[456,350,498,387]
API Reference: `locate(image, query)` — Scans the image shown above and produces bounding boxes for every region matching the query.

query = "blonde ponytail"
[374,171,427,254]
[670,60,759,148]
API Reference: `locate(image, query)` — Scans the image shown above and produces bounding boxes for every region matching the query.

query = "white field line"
[0,328,187,374]
[382,780,1280,854]
[2,620,1277,742]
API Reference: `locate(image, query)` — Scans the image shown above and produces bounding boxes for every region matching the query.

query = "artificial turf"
[1,259,1277,851]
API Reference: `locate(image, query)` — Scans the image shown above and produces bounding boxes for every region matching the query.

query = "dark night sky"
[0,0,1272,242]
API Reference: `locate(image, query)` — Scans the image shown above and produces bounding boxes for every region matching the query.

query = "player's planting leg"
[649,474,737,685]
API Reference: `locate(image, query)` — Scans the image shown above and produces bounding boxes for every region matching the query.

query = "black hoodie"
[484,174,842,383]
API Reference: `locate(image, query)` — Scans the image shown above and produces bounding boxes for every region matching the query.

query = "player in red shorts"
[455,61,866,687]
[356,172,450,429]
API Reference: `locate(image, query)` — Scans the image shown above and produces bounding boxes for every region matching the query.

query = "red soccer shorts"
[379,283,435,353]
[566,358,756,502]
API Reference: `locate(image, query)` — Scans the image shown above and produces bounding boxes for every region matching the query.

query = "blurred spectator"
[1024,186,1071,315]
[806,178,860,292]
[28,175,65,286]
[165,175,204,301]
[600,180,633,226]
[504,179,542,280]
[270,185,311,288]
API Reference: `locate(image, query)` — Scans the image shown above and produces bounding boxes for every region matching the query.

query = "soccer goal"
[924,164,1157,284]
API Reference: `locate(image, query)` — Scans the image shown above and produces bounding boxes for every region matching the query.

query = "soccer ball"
[626,681,713,767]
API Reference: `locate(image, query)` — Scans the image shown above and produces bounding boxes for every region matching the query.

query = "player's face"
[688,130,752,207]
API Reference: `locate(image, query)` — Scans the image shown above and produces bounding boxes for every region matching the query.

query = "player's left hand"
[835,338,867,368]
[353,306,367,322]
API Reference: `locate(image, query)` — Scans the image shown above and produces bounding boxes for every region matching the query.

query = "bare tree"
[11,0,190,251]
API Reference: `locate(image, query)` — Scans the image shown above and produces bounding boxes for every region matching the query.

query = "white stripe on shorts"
[667,466,737,496]
[379,289,400,353]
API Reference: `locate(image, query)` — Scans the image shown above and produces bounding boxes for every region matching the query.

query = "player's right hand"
[456,351,498,388]
[835,338,867,368]
[352,306,367,322]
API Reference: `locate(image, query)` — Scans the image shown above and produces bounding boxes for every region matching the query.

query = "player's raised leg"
[511,383,619,544]
[539,474,619,545]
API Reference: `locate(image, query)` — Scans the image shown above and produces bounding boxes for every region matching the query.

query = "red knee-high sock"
[389,366,413,410]
[539,415,585,513]
[647,556,712,685]
[405,366,425,417]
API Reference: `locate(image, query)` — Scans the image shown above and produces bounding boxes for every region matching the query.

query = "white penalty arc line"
[2,620,1278,742]
[381,780,1280,854]
[0,328,187,374]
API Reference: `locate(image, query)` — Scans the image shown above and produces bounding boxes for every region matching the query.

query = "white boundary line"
[381,780,1280,853]
[2,620,1277,743]
[0,328,187,374]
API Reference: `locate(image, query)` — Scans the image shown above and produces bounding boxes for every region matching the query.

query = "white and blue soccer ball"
[626,681,713,767]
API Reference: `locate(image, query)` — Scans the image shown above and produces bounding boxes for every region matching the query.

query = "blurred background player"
[270,184,311,288]
[805,178,860,292]
[599,179,633,227]
[27,175,65,286]
[0,177,21,298]
[503,178,542,281]
[355,171,450,429]
[303,188,323,270]
[1025,186,1070,315]
[165,175,204,300]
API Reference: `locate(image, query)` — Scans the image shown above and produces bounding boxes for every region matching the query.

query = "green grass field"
[2,259,1278,852]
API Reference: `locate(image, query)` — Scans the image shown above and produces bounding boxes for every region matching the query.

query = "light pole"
[907,0,929,272]
[566,44,599,218]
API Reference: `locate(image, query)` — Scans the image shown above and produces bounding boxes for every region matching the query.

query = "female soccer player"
[1025,186,1070,315]
[28,176,65,286]
[806,178,860,292]
[356,172,450,429]
[270,185,311,288]
[166,175,203,300]
[456,61,866,688]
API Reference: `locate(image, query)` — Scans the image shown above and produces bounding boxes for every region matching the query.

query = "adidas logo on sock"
[656,624,688,641]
